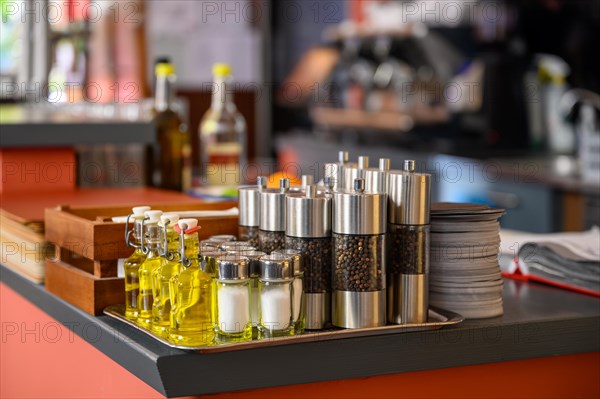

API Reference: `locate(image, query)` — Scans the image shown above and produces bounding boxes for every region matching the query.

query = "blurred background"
[1,0,599,233]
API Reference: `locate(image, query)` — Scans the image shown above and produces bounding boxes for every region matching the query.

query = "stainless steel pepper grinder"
[387,160,431,324]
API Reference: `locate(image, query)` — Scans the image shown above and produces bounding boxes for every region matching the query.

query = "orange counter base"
[2,282,599,399]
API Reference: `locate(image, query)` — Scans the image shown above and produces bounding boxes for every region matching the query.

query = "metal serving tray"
[104,304,463,353]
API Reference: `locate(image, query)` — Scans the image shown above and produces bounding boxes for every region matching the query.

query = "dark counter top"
[0,104,155,147]
[2,265,599,397]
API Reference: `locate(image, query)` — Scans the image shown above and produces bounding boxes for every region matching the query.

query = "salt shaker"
[332,178,387,328]
[387,160,431,324]
[259,178,289,253]
[273,249,305,333]
[238,176,267,247]
[258,253,294,337]
[285,185,332,330]
[236,250,266,334]
[215,255,252,342]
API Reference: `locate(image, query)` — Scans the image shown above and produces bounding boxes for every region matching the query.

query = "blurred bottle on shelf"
[199,63,247,187]
[150,59,192,192]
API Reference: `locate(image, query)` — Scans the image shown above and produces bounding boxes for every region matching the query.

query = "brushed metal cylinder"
[286,189,332,238]
[238,184,262,227]
[387,162,431,225]
[387,274,428,324]
[305,293,331,329]
[332,290,386,328]
[364,167,388,194]
[260,187,287,232]
[333,182,387,235]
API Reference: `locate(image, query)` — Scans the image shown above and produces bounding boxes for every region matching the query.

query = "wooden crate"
[44,201,238,314]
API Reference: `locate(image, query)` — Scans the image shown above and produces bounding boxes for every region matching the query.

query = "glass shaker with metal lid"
[258,253,295,337]
[284,185,332,330]
[238,176,267,247]
[387,160,431,324]
[215,255,252,342]
[332,178,387,328]
[273,248,305,333]
[236,249,266,335]
[259,178,290,253]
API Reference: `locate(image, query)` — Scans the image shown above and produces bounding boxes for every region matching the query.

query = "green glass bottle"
[169,218,215,346]
[136,210,165,328]
[151,213,182,337]
[123,206,150,320]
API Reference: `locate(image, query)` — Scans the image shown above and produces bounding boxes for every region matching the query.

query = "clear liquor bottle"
[199,63,247,187]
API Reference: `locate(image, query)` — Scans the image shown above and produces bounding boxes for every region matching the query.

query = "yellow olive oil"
[136,211,165,328]
[151,215,181,336]
[124,206,150,320]
[169,219,215,346]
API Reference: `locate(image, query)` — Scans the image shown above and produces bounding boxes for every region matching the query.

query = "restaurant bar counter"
[1,264,598,398]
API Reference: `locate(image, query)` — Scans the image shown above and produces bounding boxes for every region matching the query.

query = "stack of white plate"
[429,203,505,319]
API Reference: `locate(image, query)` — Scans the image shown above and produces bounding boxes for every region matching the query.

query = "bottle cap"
[132,206,151,218]
[144,210,163,224]
[260,187,287,232]
[217,255,249,280]
[155,62,175,77]
[178,218,198,229]
[160,213,179,226]
[213,63,232,77]
[259,254,293,280]
[272,249,304,275]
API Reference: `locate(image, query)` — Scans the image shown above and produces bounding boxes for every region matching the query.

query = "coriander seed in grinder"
[259,178,290,253]
[332,178,387,328]
[387,160,431,324]
[285,185,332,329]
[238,176,267,247]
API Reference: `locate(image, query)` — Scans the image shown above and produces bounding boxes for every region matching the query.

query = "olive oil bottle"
[151,213,182,336]
[136,210,165,328]
[151,59,192,192]
[169,219,215,346]
[124,206,150,320]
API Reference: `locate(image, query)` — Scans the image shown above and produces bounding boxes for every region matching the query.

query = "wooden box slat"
[45,259,124,315]
[44,200,238,315]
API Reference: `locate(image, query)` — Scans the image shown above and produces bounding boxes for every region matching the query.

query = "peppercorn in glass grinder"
[387,160,431,324]
[285,185,332,330]
[332,178,387,328]
[259,178,290,253]
[238,176,267,248]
